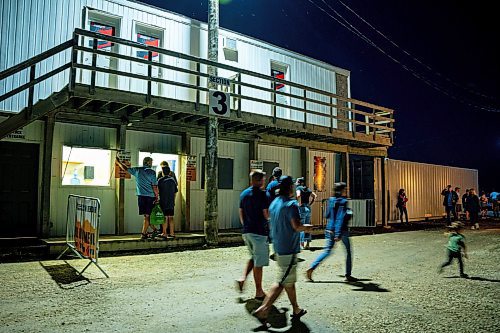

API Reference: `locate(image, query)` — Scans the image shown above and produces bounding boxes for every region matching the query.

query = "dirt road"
[1,228,499,333]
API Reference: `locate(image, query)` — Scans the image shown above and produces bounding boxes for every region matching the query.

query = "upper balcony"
[0,29,394,148]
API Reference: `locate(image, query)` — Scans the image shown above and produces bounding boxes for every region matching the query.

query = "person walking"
[438,222,468,278]
[157,163,178,239]
[295,177,317,249]
[236,170,270,301]
[468,189,480,230]
[252,176,312,325]
[396,188,409,224]
[266,167,282,204]
[441,185,458,225]
[306,182,357,282]
[116,156,159,240]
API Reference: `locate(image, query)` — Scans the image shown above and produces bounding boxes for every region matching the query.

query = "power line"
[334,0,497,102]
[306,0,499,113]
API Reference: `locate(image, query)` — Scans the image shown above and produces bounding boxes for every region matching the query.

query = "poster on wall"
[89,22,115,50]
[186,155,197,181]
[313,156,326,192]
[250,160,264,172]
[115,150,131,179]
[136,33,160,60]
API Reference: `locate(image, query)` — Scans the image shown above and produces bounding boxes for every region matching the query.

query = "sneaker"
[475,223,479,230]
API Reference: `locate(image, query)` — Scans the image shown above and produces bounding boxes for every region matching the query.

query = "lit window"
[138,152,178,178]
[62,146,111,186]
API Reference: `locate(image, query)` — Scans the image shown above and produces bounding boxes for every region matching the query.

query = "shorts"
[242,233,270,267]
[275,254,298,286]
[161,207,175,217]
[138,195,155,216]
[456,204,462,213]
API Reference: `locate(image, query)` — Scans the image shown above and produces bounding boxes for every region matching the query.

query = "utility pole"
[205,0,219,245]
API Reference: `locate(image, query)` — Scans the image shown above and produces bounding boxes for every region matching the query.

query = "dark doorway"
[0,142,39,237]
[349,155,374,199]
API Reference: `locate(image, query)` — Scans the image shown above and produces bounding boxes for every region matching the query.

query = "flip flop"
[290,309,307,319]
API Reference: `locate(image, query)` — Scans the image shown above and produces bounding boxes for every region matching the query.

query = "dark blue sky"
[140,0,499,191]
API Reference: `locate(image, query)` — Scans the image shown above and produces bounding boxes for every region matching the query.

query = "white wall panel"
[189,137,249,231]
[258,144,301,178]
[50,122,117,236]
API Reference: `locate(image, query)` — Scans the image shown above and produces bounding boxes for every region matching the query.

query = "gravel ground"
[0,228,499,333]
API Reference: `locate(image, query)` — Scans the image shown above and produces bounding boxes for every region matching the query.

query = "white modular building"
[0,0,395,237]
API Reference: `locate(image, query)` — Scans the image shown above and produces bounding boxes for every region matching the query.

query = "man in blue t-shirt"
[236,170,269,301]
[253,176,312,325]
[116,156,158,240]
[266,167,282,204]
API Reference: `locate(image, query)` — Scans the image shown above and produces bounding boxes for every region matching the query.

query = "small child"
[438,222,468,278]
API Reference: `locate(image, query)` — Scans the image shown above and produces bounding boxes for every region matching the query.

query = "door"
[349,155,374,200]
[0,142,39,237]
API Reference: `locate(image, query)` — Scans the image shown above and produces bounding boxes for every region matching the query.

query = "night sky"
[139,0,499,191]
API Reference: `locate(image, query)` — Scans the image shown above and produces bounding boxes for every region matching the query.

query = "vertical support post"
[303,89,307,129]
[90,37,97,94]
[27,64,36,120]
[237,73,242,118]
[181,132,191,232]
[380,156,387,227]
[41,113,55,237]
[345,151,350,198]
[249,139,259,161]
[115,124,126,235]
[372,108,377,140]
[272,81,277,124]
[195,62,201,111]
[389,111,394,144]
[300,147,309,182]
[146,50,152,104]
[69,33,79,92]
[205,0,220,246]
[329,95,334,133]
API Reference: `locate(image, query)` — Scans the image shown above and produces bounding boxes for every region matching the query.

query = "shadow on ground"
[444,275,500,282]
[309,277,390,292]
[39,261,90,289]
[239,297,312,332]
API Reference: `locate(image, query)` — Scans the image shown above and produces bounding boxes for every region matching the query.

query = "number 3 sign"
[209,90,231,117]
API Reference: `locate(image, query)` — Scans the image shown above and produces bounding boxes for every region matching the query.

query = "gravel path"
[0,228,499,333]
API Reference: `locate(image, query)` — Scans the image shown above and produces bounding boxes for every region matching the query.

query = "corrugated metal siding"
[50,123,117,236]
[189,137,249,231]
[124,130,182,233]
[385,159,478,222]
[258,144,301,177]
[307,150,336,226]
[1,0,348,131]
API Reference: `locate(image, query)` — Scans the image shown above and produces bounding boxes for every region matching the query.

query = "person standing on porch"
[157,163,178,239]
[116,156,158,240]
[236,170,270,301]
[295,177,317,249]
[306,182,357,282]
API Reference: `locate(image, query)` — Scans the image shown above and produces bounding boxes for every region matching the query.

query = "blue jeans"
[310,231,352,276]
[299,205,312,243]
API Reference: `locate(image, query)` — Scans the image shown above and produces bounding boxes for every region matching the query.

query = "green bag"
[150,204,165,225]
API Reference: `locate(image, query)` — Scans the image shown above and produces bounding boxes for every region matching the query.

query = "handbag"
[150,204,165,225]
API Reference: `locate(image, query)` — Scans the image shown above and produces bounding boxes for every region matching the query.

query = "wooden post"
[181,132,191,232]
[345,151,350,198]
[115,124,126,235]
[146,50,152,104]
[300,147,309,181]
[90,38,97,94]
[40,113,55,237]
[205,0,219,245]
[380,156,387,227]
[249,139,259,161]
[237,73,242,118]
[195,62,201,111]
[303,89,307,129]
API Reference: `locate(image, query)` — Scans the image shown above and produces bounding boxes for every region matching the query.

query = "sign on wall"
[186,155,197,181]
[250,160,263,172]
[115,150,131,179]
[314,156,326,192]
[209,89,231,117]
